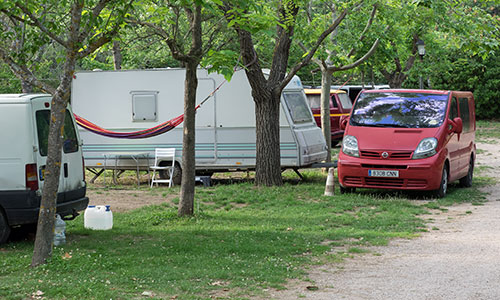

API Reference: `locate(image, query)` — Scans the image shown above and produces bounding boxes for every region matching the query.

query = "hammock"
[75,112,186,139]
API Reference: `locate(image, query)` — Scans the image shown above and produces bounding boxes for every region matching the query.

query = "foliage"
[0,169,489,299]
[429,53,500,119]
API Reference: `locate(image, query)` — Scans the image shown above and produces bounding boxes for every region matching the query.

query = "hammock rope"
[75,73,228,139]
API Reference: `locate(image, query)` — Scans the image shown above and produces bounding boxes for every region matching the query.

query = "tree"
[0,0,132,266]
[220,0,359,186]
[130,0,229,216]
[299,1,381,158]
[375,0,499,88]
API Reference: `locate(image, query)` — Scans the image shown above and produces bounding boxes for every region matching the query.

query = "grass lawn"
[0,123,496,300]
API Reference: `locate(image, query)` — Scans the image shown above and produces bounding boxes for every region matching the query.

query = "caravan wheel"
[0,209,11,245]
[159,163,182,185]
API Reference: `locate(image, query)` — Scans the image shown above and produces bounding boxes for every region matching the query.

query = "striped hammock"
[74,112,187,139]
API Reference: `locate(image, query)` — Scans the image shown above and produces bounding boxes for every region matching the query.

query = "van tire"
[459,156,474,188]
[159,163,182,186]
[433,165,448,198]
[0,210,11,245]
[340,186,355,194]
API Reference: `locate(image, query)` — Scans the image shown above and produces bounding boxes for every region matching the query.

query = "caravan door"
[195,77,217,164]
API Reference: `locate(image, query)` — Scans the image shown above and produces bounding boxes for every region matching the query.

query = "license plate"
[368,170,399,178]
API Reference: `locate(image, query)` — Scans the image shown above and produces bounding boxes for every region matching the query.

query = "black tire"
[0,210,11,245]
[340,186,355,194]
[433,165,448,199]
[459,156,474,188]
[159,163,182,185]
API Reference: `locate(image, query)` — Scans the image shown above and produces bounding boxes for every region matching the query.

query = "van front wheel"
[0,210,11,245]
[433,166,448,198]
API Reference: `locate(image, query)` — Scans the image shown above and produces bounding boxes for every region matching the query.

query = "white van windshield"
[283,92,313,124]
[351,92,448,128]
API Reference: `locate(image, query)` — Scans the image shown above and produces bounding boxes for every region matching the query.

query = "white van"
[0,94,89,244]
[71,68,328,183]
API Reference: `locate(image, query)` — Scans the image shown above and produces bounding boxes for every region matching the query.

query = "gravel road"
[268,139,500,300]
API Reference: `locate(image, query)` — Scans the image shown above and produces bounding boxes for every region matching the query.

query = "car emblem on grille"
[381,152,389,158]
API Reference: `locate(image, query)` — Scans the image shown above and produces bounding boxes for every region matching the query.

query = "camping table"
[103,152,150,186]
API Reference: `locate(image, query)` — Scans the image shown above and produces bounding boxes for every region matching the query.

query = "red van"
[304,89,352,146]
[337,89,476,198]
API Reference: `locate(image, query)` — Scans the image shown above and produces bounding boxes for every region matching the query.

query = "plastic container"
[84,205,113,230]
[53,214,66,246]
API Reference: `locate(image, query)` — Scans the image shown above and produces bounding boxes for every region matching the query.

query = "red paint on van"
[337,89,476,198]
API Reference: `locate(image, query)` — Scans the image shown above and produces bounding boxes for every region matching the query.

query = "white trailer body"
[71,68,327,175]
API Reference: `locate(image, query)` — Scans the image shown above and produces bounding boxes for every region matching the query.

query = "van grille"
[365,178,404,187]
[361,164,408,170]
[344,176,362,185]
[360,150,413,159]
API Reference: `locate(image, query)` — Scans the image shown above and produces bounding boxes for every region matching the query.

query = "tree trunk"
[178,61,197,216]
[31,53,75,267]
[320,69,332,163]
[112,41,122,70]
[21,79,33,93]
[254,90,283,186]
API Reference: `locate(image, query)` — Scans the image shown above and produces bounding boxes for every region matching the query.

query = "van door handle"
[64,163,68,178]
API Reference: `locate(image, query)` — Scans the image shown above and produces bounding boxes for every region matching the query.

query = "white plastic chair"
[150,148,176,188]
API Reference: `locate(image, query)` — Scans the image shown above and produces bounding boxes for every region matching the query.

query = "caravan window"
[283,92,314,124]
[36,110,79,156]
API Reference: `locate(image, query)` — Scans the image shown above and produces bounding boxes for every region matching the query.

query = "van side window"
[331,96,338,108]
[338,93,353,109]
[459,97,471,132]
[307,94,321,109]
[449,97,458,120]
[36,110,79,156]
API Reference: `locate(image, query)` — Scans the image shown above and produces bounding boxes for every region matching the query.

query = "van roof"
[304,88,347,95]
[361,89,451,95]
[0,94,50,103]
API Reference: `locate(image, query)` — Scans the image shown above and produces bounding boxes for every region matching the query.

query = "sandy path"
[268,139,500,300]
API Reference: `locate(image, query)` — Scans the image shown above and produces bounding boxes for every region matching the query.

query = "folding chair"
[150,148,176,188]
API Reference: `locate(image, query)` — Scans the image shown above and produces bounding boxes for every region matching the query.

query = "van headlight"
[342,135,359,157]
[413,137,437,159]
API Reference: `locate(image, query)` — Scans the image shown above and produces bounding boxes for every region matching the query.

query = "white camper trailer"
[0,94,88,244]
[71,69,328,183]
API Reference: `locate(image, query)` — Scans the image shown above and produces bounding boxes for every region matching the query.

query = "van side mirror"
[340,115,349,130]
[448,117,463,134]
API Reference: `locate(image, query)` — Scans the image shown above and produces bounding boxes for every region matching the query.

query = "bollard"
[324,167,335,196]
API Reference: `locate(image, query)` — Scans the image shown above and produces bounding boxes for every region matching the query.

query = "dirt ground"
[267,138,500,300]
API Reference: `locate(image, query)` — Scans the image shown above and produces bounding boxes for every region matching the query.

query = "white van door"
[31,97,84,197]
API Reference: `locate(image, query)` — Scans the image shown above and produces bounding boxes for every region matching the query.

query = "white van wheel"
[0,210,11,244]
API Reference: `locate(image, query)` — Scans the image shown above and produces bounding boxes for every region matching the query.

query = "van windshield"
[283,92,314,124]
[351,92,448,128]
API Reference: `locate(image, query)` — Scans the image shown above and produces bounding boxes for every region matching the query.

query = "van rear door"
[31,97,85,201]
